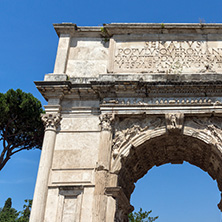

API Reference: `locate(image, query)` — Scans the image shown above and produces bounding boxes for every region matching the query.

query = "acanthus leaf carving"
[99,113,114,131]
[41,113,61,130]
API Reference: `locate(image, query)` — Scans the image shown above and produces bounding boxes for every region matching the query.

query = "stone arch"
[108,115,222,221]
[30,23,222,222]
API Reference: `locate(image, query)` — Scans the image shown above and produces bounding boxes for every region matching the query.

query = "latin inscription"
[114,41,222,73]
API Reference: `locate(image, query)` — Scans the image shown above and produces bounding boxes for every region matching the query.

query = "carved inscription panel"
[112,39,222,74]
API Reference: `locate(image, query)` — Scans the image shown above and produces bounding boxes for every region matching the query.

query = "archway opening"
[115,133,222,220]
[131,162,221,222]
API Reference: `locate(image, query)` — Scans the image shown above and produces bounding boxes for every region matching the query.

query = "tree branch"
[10,140,27,151]
[0,150,11,171]
[0,131,10,165]
[11,146,33,156]
[5,116,17,133]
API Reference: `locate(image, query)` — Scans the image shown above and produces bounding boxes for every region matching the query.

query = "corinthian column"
[30,112,61,222]
[93,113,114,222]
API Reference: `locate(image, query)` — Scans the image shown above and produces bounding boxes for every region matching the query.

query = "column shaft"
[30,113,61,222]
[93,114,113,222]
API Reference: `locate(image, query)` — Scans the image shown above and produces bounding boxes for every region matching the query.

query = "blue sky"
[0,0,222,221]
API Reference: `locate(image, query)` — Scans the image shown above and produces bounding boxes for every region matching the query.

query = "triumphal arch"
[30,23,222,222]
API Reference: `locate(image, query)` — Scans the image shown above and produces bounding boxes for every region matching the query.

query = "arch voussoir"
[110,115,222,214]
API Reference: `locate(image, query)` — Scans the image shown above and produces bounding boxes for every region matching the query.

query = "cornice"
[35,81,71,101]
[53,23,103,38]
[35,74,222,100]
[104,23,222,35]
[53,23,222,38]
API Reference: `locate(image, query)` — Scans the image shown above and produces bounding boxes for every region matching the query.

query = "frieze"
[102,98,222,106]
[113,40,222,74]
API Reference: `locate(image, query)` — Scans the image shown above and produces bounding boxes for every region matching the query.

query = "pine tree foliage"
[0,89,44,170]
[0,198,19,222]
[17,199,32,222]
[128,208,158,222]
[0,198,32,222]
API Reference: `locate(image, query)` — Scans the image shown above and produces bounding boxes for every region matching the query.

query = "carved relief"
[102,98,221,106]
[165,113,184,131]
[99,113,114,131]
[112,117,164,157]
[189,117,222,152]
[41,113,61,130]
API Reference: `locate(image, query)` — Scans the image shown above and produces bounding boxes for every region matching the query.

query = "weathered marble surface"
[50,23,222,78]
[66,38,108,77]
[31,23,222,222]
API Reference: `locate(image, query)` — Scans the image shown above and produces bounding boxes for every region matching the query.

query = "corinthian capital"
[99,113,114,131]
[41,113,61,130]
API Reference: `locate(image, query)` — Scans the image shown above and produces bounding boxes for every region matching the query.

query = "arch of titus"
[30,23,222,221]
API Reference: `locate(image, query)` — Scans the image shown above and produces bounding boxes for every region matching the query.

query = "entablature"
[36,73,222,116]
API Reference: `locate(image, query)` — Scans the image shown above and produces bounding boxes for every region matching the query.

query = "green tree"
[0,89,44,171]
[17,199,32,222]
[0,198,19,222]
[128,208,158,222]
